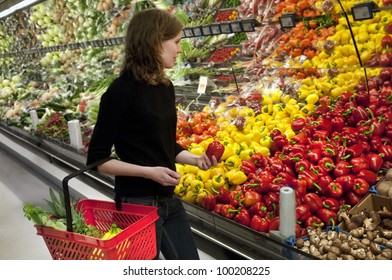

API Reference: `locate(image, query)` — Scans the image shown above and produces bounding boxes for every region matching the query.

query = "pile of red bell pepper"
[199,73,392,238]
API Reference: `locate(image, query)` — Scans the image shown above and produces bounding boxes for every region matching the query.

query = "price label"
[220,22,232,34]
[230,21,243,32]
[202,26,212,36]
[197,76,208,94]
[193,27,202,37]
[279,16,295,28]
[242,21,254,32]
[211,24,221,35]
[352,6,372,20]
[184,28,194,37]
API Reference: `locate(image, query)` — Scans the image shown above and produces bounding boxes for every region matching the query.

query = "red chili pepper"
[296,204,311,223]
[316,208,337,229]
[250,215,270,232]
[234,207,251,227]
[291,117,306,132]
[305,215,324,228]
[366,152,384,172]
[240,159,256,175]
[248,201,268,218]
[357,169,377,186]
[334,161,353,177]
[335,174,356,192]
[322,197,340,212]
[220,204,237,219]
[303,193,323,213]
[352,178,370,195]
[325,182,344,198]
[318,157,335,173]
[200,194,217,211]
[243,190,262,208]
[350,157,369,173]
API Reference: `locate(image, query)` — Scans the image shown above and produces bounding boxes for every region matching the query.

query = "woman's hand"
[147,166,181,186]
[196,153,218,170]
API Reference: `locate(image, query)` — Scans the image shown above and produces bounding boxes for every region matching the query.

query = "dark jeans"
[122,194,200,260]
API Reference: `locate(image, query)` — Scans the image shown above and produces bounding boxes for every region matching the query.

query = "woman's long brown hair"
[121,8,183,85]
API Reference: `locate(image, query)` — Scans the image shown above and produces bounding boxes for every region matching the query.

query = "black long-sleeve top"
[86,71,184,198]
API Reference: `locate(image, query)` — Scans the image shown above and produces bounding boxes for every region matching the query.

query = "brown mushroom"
[383,219,392,230]
[370,242,382,255]
[376,181,392,197]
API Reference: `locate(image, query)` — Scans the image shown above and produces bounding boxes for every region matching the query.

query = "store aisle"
[0,149,52,260]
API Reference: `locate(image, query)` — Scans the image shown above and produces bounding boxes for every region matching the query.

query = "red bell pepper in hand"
[305,215,324,228]
[303,193,323,213]
[324,182,343,198]
[322,198,340,212]
[234,207,251,227]
[316,208,337,229]
[240,159,256,175]
[350,157,369,173]
[250,215,270,232]
[243,190,262,207]
[296,204,311,223]
[206,140,225,161]
[366,152,384,172]
[352,178,370,195]
[357,169,377,185]
[248,201,268,217]
[334,161,353,177]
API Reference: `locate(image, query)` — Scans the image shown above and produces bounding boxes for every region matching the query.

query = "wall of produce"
[1,0,392,259]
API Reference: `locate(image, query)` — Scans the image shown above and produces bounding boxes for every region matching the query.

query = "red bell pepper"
[213,203,224,214]
[346,143,364,158]
[335,174,356,192]
[366,152,384,172]
[234,207,251,227]
[296,204,311,223]
[243,190,262,208]
[268,216,280,231]
[357,169,377,186]
[291,131,308,145]
[220,204,237,219]
[240,159,256,175]
[273,172,295,186]
[352,106,370,123]
[305,215,324,228]
[324,182,343,198]
[303,193,323,213]
[216,188,231,204]
[250,215,270,233]
[270,129,282,139]
[318,157,335,173]
[263,192,279,212]
[313,130,330,141]
[308,148,322,164]
[322,197,340,212]
[229,190,244,208]
[350,157,369,173]
[381,34,392,48]
[352,178,370,196]
[295,159,311,174]
[311,165,328,178]
[321,143,336,158]
[318,175,333,193]
[379,145,392,161]
[291,117,306,132]
[316,208,337,229]
[273,134,288,149]
[331,116,345,132]
[299,170,320,191]
[291,178,307,198]
[333,161,353,177]
[200,194,217,211]
[250,152,268,168]
[370,136,382,152]
[248,201,268,217]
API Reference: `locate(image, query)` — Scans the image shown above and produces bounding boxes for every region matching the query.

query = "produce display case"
[1,0,392,260]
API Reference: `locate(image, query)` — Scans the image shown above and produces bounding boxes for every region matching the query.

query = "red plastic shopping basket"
[35,158,159,260]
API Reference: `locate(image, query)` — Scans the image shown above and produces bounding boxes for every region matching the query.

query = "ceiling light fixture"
[0,0,41,19]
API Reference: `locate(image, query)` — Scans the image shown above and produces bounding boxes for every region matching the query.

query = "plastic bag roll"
[30,110,38,131]
[67,119,83,149]
[279,186,296,238]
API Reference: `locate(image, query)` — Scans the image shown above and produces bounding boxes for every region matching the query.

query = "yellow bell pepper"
[197,169,211,183]
[175,163,184,175]
[188,143,204,156]
[183,164,199,175]
[182,190,197,204]
[224,155,241,170]
[226,169,247,185]
[210,166,226,177]
[260,135,272,148]
[189,179,204,193]
[203,179,213,194]
[239,148,253,161]
[211,174,225,194]
[174,183,186,197]
[182,173,196,188]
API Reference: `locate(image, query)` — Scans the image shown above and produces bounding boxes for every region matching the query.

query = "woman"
[86,8,218,260]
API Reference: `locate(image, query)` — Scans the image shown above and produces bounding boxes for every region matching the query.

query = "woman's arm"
[175,150,218,170]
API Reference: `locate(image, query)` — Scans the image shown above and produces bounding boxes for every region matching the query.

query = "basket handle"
[62,157,112,232]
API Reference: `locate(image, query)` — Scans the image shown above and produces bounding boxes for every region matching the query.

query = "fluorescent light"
[0,0,40,19]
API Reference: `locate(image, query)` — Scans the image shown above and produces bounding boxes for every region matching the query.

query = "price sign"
[211,24,221,35]
[242,21,254,32]
[193,26,202,37]
[184,28,194,37]
[220,22,232,34]
[197,76,208,94]
[202,25,212,36]
[230,21,243,33]
[352,5,373,21]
